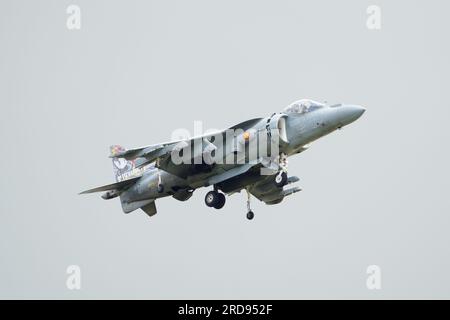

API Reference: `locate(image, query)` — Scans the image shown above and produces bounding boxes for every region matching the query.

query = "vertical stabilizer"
[110,145,138,182]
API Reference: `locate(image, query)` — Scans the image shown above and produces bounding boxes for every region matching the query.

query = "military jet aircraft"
[80,99,365,220]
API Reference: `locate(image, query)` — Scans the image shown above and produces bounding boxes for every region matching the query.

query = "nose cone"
[338,104,366,126]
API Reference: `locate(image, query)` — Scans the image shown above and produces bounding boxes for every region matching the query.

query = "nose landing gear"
[274,171,288,187]
[274,153,288,187]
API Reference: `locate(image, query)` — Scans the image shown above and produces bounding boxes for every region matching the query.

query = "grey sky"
[0,0,449,299]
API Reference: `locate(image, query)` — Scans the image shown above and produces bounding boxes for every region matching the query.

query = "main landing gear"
[204,190,226,209]
[204,188,255,220]
[204,151,290,221]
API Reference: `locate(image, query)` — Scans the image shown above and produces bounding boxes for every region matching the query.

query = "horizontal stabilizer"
[79,176,141,195]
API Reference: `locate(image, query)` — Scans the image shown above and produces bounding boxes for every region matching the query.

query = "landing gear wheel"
[274,171,288,187]
[205,191,219,207]
[213,193,226,209]
[157,184,164,193]
[246,211,254,220]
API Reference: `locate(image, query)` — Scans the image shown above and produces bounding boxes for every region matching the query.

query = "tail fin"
[110,145,138,182]
[110,145,154,182]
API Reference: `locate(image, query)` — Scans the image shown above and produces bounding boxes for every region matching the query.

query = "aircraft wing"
[111,118,265,180]
[112,118,264,161]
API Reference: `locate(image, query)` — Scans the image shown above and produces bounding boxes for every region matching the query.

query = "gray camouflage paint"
[82,100,365,216]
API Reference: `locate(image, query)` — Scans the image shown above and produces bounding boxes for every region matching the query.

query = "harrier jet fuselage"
[81,99,365,220]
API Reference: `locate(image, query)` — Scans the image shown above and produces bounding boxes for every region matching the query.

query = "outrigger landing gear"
[246,188,254,220]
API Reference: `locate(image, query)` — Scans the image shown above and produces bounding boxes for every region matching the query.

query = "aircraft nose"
[337,104,366,126]
[348,104,366,118]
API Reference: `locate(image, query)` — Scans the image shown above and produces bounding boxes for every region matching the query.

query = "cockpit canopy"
[283,99,327,114]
